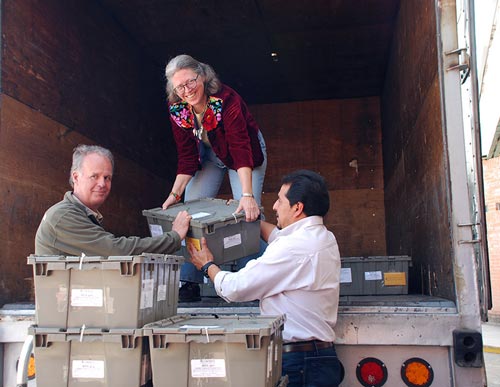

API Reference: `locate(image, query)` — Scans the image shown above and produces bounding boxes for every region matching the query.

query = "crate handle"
[34,263,48,276]
[35,334,49,348]
[152,334,169,349]
[245,334,261,350]
[121,335,139,349]
[120,261,135,276]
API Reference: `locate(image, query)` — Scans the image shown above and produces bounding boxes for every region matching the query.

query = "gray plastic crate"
[340,255,411,295]
[142,198,261,265]
[28,253,183,329]
[29,326,150,387]
[143,314,285,387]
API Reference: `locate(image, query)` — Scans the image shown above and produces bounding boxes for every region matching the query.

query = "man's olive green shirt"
[35,191,180,256]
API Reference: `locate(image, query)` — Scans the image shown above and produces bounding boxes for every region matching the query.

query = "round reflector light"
[356,357,388,387]
[401,357,434,387]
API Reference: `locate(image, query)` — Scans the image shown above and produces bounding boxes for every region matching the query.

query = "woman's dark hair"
[282,170,330,217]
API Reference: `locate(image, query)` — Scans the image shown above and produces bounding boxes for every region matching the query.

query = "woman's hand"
[162,174,192,209]
[236,196,261,222]
[162,194,178,210]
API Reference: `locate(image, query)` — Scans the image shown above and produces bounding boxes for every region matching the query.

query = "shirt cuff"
[213,271,232,302]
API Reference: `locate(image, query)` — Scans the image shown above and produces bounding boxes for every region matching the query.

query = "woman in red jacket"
[162,54,267,301]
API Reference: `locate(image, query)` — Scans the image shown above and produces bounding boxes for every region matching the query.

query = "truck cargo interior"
[1,0,459,309]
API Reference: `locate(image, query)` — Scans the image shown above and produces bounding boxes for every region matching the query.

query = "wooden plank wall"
[0,94,168,305]
[1,0,176,179]
[381,0,454,298]
[0,0,387,304]
[250,98,387,258]
[0,0,174,305]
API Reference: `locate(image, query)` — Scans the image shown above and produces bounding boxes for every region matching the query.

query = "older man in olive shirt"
[35,144,191,256]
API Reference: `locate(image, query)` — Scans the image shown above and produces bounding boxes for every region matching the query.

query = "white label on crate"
[365,271,383,281]
[140,279,155,309]
[340,268,352,283]
[223,233,242,249]
[192,211,211,219]
[157,284,167,301]
[191,359,226,378]
[149,224,163,237]
[71,289,103,307]
[72,360,105,379]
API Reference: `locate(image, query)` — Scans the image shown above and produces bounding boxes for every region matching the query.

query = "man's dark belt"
[282,340,334,353]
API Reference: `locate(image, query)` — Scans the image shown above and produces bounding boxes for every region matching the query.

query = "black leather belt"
[282,340,334,353]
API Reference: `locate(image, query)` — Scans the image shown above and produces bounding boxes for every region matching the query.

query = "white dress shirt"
[214,216,341,342]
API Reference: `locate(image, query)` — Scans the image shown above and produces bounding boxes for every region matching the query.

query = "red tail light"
[356,357,388,387]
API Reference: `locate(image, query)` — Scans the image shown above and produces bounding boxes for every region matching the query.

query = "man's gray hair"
[69,144,114,187]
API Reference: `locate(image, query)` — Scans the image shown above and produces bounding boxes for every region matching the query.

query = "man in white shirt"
[188,169,342,387]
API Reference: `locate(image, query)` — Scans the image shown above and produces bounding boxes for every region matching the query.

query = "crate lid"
[341,255,411,262]
[27,254,184,273]
[142,198,247,226]
[144,314,285,336]
[27,254,184,264]
[29,325,143,338]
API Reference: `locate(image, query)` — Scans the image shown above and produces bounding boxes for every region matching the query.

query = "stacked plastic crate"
[143,199,287,386]
[27,253,183,387]
[340,255,412,296]
[143,314,286,387]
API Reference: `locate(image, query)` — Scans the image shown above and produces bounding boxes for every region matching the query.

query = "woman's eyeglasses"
[173,74,200,95]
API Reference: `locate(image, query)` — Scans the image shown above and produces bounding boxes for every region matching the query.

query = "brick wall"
[484,157,500,322]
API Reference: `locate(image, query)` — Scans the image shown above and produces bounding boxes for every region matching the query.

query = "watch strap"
[201,261,217,278]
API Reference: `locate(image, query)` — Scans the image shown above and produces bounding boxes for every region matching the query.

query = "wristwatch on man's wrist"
[201,261,217,278]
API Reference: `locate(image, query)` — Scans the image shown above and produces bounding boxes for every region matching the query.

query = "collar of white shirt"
[269,216,324,243]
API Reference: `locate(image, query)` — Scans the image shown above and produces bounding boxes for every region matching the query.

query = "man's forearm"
[260,221,276,242]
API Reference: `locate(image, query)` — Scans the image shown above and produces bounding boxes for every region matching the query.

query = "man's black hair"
[282,170,330,217]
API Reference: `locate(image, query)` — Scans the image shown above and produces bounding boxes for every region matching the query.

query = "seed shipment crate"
[142,198,261,265]
[27,254,183,329]
[143,314,285,387]
[340,255,411,296]
[29,326,151,387]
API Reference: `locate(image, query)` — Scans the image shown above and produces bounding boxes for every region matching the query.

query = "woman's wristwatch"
[201,261,218,278]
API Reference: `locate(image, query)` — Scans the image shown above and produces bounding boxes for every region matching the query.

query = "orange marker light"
[401,357,434,387]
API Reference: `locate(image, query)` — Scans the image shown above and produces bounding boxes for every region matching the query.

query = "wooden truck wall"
[0,0,451,305]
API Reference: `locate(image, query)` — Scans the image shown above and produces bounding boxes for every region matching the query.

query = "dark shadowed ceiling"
[99,0,400,105]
